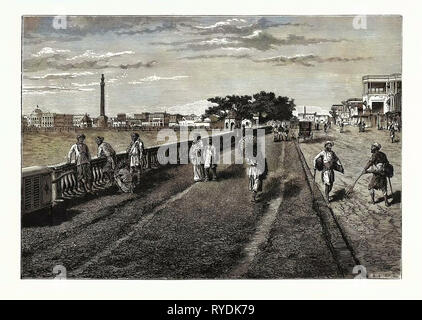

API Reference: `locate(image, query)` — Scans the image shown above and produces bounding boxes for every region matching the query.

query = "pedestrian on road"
[389,124,396,143]
[96,136,117,187]
[362,142,391,207]
[246,137,268,202]
[127,132,144,187]
[189,134,205,182]
[324,122,328,134]
[67,134,93,194]
[204,137,218,181]
[313,141,344,202]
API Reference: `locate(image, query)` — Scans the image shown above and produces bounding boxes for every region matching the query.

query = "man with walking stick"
[361,142,393,207]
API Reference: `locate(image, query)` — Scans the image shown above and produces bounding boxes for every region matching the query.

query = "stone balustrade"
[22,126,272,211]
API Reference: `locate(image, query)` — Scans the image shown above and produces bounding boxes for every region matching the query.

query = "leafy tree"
[251,91,295,122]
[205,91,295,122]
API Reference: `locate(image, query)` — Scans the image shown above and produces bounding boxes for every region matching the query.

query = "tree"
[205,91,295,122]
[205,95,252,119]
[251,91,295,122]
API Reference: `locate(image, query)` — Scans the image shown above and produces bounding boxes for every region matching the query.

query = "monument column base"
[97,115,108,128]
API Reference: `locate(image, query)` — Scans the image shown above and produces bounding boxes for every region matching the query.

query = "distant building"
[22,116,28,128]
[331,104,351,125]
[148,112,169,127]
[362,73,401,128]
[27,107,54,127]
[53,114,73,128]
[169,114,183,127]
[314,114,330,124]
[80,114,92,128]
[224,111,241,130]
[28,107,43,127]
[178,114,200,127]
[344,98,366,125]
[297,106,316,122]
[72,114,85,128]
[111,113,128,127]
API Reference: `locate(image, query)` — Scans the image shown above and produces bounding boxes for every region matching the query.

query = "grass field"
[22,130,169,167]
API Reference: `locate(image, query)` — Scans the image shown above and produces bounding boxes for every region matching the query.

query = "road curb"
[294,141,359,278]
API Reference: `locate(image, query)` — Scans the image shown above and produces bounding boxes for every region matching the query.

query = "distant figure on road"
[67,134,93,194]
[389,123,396,143]
[189,134,205,182]
[127,132,144,186]
[314,141,344,202]
[362,143,392,207]
[324,122,328,134]
[246,141,268,202]
[339,121,344,133]
[204,137,218,181]
[96,136,117,187]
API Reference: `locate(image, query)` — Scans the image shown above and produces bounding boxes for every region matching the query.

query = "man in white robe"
[189,135,205,182]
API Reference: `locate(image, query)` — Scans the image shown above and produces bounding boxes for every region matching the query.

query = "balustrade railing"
[23,126,272,209]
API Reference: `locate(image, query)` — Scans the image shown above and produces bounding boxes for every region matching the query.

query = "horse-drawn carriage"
[297,121,313,141]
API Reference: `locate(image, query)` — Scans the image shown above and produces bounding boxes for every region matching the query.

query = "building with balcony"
[362,73,401,128]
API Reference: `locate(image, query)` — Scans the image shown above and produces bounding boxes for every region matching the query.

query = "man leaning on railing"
[67,134,93,194]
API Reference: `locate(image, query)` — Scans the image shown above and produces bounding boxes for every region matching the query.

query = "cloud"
[22,85,95,95]
[23,16,199,39]
[155,31,344,52]
[179,54,251,60]
[254,54,372,67]
[191,17,311,35]
[116,22,179,35]
[23,71,94,80]
[23,47,158,72]
[65,50,135,61]
[129,75,189,84]
[164,99,217,116]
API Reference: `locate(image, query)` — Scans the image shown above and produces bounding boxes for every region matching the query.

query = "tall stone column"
[97,74,108,128]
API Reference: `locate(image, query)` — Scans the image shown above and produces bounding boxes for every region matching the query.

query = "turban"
[324,141,334,147]
[372,142,382,150]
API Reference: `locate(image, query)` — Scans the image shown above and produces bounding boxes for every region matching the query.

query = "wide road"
[22,135,354,279]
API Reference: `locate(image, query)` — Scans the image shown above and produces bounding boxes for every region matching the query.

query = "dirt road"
[299,126,401,278]
[22,135,355,279]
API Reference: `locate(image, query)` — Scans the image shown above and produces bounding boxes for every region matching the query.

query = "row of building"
[332,73,402,128]
[22,107,219,129]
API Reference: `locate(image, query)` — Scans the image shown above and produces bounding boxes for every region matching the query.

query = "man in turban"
[314,141,344,202]
[362,143,391,206]
[126,132,144,187]
[67,134,93,194]
[96,136,117,187]
[189,134,205,182]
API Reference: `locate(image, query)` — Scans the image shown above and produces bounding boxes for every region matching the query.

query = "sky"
[22,15,402,117]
